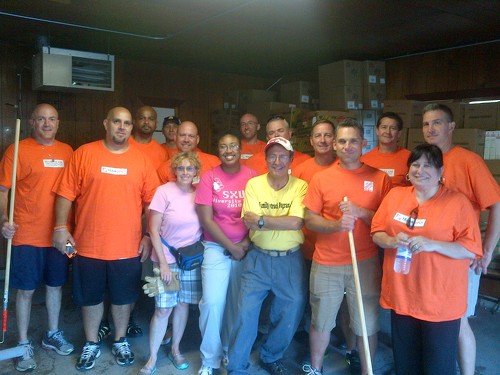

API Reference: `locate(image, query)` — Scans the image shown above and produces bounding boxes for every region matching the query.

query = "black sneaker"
[345,350,361,375]
[126,315,143,338]
[111,337,134,366]
[260,359,287,374]
[97,321,111,343]
[76,342,101,372]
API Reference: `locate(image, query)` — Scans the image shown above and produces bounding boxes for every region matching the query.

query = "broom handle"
[344,196,373,375]
[2,119,21,340]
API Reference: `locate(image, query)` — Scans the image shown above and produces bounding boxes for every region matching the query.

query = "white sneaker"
[198,365,213,375]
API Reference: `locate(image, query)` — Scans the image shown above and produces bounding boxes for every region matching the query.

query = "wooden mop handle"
[2,119,21,337]
[344,196,373,375]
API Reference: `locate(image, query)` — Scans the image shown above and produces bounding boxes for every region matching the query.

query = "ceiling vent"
[33,47,114,92]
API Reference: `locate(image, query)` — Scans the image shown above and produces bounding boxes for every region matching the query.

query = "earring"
[405,173,410,181]
[439,176,445,183]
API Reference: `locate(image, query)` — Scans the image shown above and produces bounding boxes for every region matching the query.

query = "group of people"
[0,102,498,375]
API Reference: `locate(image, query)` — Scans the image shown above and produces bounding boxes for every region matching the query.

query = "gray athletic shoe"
[14,341,36,372]
[42,330,75,355]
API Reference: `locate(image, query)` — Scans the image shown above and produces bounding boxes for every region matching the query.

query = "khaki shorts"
[310,255,381,336]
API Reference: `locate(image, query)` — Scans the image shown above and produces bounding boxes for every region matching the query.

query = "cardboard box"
[308,110,356,128]
[349,109,379,126]
[319,60,363,86]
[363,125,376,142]
[464,103,498,130]
[319,85,363,111]
[363,84,386,109]
[383,100,424,128]
[485,160,500,186]
[406,128,426,150]
[280,81,318,106]
[484,131,500,160]
[362,60,386,85]
[398,128,408,148]
[223,89,277,111]
[211,109,241,131]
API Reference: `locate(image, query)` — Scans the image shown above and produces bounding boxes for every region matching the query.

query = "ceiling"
[1,0,499,78]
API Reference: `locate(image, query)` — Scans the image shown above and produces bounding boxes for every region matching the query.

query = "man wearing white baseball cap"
[227,137,308,375]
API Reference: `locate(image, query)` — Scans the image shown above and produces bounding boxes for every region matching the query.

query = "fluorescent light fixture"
[468,100,500,104]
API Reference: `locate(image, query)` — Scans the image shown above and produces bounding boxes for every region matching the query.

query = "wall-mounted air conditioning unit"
[33,47,114,92]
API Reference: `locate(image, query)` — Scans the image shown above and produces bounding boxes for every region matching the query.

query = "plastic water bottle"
[394,247,412,274]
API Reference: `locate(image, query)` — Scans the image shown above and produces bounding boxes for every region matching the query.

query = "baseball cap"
[163,116,181,126]
[264,137,294,153]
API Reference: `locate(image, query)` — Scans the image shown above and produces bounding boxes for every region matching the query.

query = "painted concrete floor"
[0,279,498,375]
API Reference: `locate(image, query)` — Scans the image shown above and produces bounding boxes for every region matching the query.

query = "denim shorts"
[72,255,141,306]
[11,245,68,290]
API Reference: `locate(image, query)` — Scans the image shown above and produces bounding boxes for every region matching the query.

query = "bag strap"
[160,235,178,257]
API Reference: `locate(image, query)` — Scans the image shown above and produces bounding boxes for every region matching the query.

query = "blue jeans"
[227,248,306,374]
[199,241,243,368]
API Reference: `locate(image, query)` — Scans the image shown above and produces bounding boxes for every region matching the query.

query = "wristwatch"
[258,216,265,229]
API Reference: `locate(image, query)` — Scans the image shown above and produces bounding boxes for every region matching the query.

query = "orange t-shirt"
[361,146,411,187]
[0,138,73,247]
[371,186,482,321]
[304,162,392,265]
[240,140,266,163]
[292,157,336,259]
[157,151,221,185]
[245,150,312,175]
[129,137,168,169]
[55,141,160,260]
[441,146,500,218]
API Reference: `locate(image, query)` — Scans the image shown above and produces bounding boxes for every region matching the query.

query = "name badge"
[393,212,426,227]
[364,181,374,192]
[380,168,395,177]
[101,166,128,175]
[43,159,64,168]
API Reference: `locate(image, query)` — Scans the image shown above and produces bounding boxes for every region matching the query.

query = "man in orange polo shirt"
[162,115,182,159]
[239,113,266,162]
[129,106,168,169]
[245,115,311,175]
[361,112,411,187]
[53,107,159,371]
[157,121,220,184]
[0,104,74,372]
[422,103,500,375]
[303,119,392,375]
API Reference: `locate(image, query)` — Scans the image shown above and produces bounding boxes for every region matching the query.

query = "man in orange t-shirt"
[239,113,266,162]
[0,104,74,372]
[162,115,182,159]
[422,103,500,375]
[245,115,311,175]
[293,120,336,260]
[53,107,159,371]
[303,119,392,375]
[361,112,411,187]
[157,121,220,184]
[129,106,168,169]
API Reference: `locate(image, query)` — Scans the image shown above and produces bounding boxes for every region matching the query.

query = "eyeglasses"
[406,207,418,230]
[218,144,240,151]
[175,166,197,173]
[266,154,290,163]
